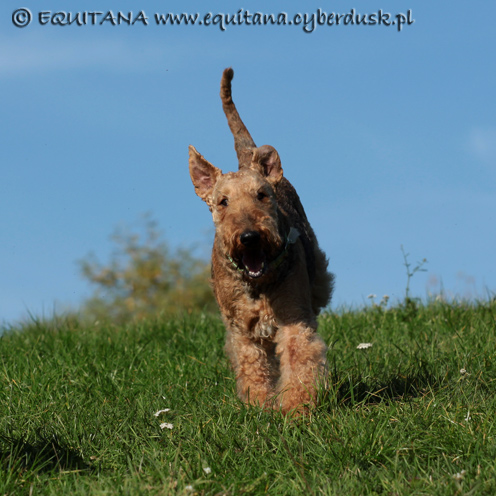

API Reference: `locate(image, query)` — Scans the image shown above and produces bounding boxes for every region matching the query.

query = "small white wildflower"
[185,485,194,491]
[357,343,373,350]
[380,295,390,307]
[460,368,467,375]
[160,422,174,430]
[453,470,466,481]
[367,294,377,299]
[154,408,171,417]
[203,467,212,474]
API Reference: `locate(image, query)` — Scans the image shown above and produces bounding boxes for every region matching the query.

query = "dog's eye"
[219,198,228,207]
[257,192,267,201]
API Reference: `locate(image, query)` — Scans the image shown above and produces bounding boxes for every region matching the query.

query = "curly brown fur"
[189,69,334,414]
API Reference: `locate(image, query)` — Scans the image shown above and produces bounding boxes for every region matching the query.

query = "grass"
[1,300,496,495]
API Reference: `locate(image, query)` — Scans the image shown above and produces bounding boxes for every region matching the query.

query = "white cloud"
[468,127,496,165]
[0,33,172,76]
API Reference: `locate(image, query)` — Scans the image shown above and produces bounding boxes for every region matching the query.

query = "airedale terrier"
[189,68,334,414]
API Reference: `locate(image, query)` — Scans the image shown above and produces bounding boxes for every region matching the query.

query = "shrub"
[79,215,216,323]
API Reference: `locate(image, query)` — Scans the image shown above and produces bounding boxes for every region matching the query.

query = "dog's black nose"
[240,230,261,247]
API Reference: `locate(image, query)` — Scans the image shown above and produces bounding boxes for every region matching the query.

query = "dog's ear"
[250,145,283,185]
[189,145,222,206]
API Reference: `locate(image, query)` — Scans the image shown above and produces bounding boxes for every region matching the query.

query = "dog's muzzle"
[226,227,300,279]
[239,230,266,278]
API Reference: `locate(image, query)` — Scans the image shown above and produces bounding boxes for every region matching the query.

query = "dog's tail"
[220,68,256,169]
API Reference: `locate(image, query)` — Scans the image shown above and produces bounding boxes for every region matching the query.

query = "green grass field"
[1,301,496,495]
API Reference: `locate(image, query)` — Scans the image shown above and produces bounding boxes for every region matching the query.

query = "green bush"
[79,215,217,323]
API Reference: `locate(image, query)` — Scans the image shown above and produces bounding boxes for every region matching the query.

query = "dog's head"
[189,145,289,279]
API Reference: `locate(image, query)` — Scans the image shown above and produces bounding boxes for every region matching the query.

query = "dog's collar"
[226,227,300,274]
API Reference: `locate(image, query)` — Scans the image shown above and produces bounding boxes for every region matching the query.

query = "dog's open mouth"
[240,250,266,278]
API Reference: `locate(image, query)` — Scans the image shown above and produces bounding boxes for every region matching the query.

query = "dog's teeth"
[247,268,263,278]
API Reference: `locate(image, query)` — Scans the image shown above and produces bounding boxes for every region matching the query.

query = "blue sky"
[1,0,495,325]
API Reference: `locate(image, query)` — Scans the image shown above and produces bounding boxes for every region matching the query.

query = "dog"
[189,68,334,414]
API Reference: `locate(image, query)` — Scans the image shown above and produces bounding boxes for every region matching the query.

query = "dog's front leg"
[225,331,277,408]
[274,325,327,414]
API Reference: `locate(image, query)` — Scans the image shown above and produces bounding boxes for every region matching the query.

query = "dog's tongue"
[242,251,265,278]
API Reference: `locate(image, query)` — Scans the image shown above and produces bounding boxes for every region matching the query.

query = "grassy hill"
[1,301,496,494]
